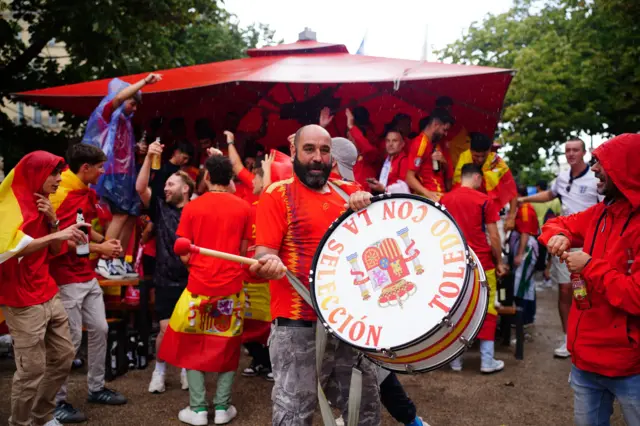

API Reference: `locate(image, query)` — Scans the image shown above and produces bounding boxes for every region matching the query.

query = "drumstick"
[174,237,257,265]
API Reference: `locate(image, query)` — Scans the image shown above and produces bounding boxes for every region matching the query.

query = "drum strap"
[282,181,363,426]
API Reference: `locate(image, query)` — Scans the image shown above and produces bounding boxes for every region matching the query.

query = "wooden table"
[99,277,152,373]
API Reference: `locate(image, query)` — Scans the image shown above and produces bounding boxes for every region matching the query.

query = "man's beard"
[166,192,184,206]
[293,156,331,189]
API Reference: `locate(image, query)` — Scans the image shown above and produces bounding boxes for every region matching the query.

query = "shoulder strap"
[328,181,351,203]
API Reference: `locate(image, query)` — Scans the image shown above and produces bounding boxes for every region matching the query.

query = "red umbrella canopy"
[16,40,513,150]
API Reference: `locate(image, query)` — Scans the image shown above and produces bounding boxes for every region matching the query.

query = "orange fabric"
[516,203,539,236]
[407,133,453,193]
[440,186,500,269]
[255,176,359,321]
[177,192,251,297]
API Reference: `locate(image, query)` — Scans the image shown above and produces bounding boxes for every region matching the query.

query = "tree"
[0,0,279,168]
[438,0,640,174]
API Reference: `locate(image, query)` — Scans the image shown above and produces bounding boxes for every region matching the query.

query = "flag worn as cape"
[159,289,245,373]
[0,151,65,265]
[50,169,98,228]
[453,150,517,208]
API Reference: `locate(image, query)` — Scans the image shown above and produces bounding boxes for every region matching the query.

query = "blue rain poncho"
[82,78,140,216]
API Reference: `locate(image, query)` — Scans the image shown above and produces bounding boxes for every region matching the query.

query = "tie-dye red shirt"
[256,176,359,320]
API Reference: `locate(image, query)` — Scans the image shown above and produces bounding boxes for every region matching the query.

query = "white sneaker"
[43,419,64,426]
[214,405,237,425]
[554,342,571,358]
[335,416,345,426]
[450,357,463,372]
[265,371,274,382]
[96,259,124,280]
[481,359,505,374]
[122,260,139,278]
[180,370,189,390]
[178,407,208,426]
[148,371,166,393]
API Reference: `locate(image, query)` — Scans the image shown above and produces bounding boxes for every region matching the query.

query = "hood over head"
[592,133,640,209]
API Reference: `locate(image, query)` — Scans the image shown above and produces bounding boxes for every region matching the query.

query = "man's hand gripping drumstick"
[174,238,287,280]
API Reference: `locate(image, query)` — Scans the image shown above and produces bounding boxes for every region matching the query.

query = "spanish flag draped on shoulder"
[0,152,65,264]
[453,150,517,208]
[50,169,96,228]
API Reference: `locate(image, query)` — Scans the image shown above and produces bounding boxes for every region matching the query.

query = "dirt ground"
[0,287,626,426]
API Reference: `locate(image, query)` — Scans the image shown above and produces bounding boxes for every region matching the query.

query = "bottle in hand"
[151,137,162,170]
[75,208,90,257]
[571,273,591,310]
[432,146,441,172]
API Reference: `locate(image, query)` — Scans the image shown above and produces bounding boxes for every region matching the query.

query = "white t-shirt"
[550,166,602,216]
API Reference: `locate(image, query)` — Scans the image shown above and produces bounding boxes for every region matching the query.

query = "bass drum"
[309,194,488,373]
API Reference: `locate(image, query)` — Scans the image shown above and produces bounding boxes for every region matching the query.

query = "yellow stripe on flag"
[454,150,511,191]
[0,170,34,264]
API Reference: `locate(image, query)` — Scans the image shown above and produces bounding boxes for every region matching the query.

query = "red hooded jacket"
[539,134,640,377]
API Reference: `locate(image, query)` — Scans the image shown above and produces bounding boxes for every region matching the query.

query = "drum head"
[310,194,472,351]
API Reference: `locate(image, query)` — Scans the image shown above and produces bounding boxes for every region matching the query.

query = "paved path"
[0,287,626,425]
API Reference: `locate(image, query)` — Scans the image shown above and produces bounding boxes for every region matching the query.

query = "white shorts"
[550,248,582,284]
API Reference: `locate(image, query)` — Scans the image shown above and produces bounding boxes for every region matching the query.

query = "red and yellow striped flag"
[453,149,517,208]
[0,151,65,264]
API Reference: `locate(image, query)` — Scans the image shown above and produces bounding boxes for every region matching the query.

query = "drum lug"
[322,322,333,335]
[380,348,396,359]
[441,316,454,328]
[459,336,473,348]
[405,364,415,374]
[466,252,476,268]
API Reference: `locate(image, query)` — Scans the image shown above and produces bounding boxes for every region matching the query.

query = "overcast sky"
[224,0,513,60]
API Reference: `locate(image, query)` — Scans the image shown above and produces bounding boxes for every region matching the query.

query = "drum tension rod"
[441,316,454,328]
[459,336,473,348]
[381,348,397,359]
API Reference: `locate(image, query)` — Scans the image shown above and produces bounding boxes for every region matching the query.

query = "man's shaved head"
[294,124,331,148]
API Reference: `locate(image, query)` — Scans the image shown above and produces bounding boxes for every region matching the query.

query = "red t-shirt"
[440,186,500,269]
[407,133,453,193]
[516,203,540,236]
[256,176,359,321]
[50,190,99,286]
[0,218,63,308]
[177,192,251,297]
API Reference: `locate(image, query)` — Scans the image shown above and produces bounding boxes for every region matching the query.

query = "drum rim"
[309,193,473,353]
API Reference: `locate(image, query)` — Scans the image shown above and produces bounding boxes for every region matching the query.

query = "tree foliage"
[0,0,279,168]
[438,0,640,174]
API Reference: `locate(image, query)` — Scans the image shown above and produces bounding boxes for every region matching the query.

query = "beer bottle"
[75,209,90,257]
[432,146,441,173]
[151,137,162,170]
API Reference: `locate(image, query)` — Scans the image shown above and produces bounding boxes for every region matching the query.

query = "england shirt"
[550,166,602,216]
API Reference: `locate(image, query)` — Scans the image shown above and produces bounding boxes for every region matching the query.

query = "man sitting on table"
[50,144,128,423]
[405,109,455,201]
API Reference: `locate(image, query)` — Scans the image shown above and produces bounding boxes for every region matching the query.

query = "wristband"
[227,141,235,145]
[49,219,60,229]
